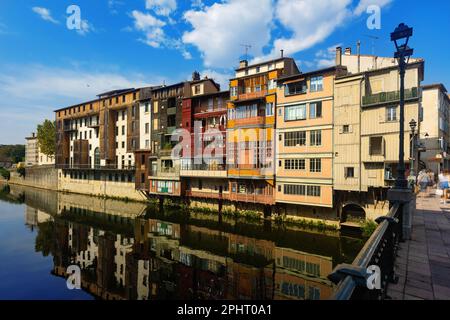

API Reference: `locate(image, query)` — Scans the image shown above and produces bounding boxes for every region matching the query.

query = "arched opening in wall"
[341,203,366,223]
[94,148,100,169]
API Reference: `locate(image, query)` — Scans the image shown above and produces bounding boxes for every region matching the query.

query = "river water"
[0,184,364,300]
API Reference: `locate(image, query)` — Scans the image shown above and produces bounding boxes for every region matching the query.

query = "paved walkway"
[387,192,450,300]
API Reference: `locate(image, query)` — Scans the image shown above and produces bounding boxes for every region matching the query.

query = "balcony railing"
[228,193,274,205]
[328,203,403,300]
[57,164,135,171]
[185,190,228,200]
[362,87,419,107]
[181,163,227,171]
[237,89,267,102]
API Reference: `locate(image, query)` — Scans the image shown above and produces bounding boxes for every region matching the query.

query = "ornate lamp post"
[409,119,417,181]
[391,23,414,189]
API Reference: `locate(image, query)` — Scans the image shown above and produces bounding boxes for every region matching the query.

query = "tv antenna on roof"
[365,35,380,56]
[240,44,252,60]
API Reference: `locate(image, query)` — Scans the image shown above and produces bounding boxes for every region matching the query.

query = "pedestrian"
[417,170,430,196]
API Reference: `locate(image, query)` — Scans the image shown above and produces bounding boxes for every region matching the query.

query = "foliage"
[0,145,25,163]
[361,220,378,238]
[37,120,56,157]
[16,166,26,177]
[35,221,56,257]
[0,167,10,180]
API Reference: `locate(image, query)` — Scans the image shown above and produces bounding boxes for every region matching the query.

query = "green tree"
[37,120,56,157]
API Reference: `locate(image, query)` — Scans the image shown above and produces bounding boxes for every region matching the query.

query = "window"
[345,167,355,178]
[235,104,257,119]
[284,184,306,195]
[309,101,322,119]
[310,76,324,92]
[122,125,125,135]
[256,66,260,73]
[145,123,149,134]
[285,81,307,95]
[122,141,125,149]
[144,103,149,113]
[122,95,126,103]
[343,125,350,133]
[268,79,276,90]
[167,115,176,127]
[194,85,201,94]
[285,159,306,170]
[230,86,238,97]
[310,130,322,146]
[116,97,119,104]
[265,103,274,116]
[307,186,321,197]
[310,159,322,173]
[285,104,306,121]
[369,136,384,156]
[122,111,125,120]
[284,131,306,147]
[386,106,397,122]
[145,140,150,149]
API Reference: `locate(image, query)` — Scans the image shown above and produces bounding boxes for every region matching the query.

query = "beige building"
[25,132,55,166]
[421,84,450,173]
[25,133,39,166]
[334,47,424,220]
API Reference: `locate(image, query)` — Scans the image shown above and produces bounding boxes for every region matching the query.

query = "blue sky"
[0,0,449,144]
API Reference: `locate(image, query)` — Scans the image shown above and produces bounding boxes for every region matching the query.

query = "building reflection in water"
[6,184,363,300]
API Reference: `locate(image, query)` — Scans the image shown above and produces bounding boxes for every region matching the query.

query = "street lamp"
[409,119,417,180]
[391,23,414,189]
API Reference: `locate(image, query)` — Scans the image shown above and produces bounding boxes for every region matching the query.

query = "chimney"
[357,41,361,73]
[239,60,248,69]
[335,47,342,66]
[345,47,352,55]
[192,71,200,81]
[280,49,284,58]
[32,132,35,138]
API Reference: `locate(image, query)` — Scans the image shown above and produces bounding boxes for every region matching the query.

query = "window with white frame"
[386,106,397,122]
[266,102,274,116]
[285,104,306,121]
[230,86,238,97]
[310,76,323,92]
[285,159,306,170]
[309,101,322,119]
[310,130,322,146]
[310,158,322,173]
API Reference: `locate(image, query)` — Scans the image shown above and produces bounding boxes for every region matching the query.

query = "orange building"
[227,56,300,210]
[276,66,347,215]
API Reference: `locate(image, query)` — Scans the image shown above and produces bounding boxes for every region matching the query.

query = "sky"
[0,0,449,144]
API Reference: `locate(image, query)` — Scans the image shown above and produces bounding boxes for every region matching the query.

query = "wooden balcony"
[228,193,274,205]
[362,87,419,107]
[185,190,229,200]
[237,90,267,102]
[233,116,266,127]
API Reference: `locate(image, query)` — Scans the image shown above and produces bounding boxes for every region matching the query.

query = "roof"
[277,66,343,83]
[185,90,230,100]
[235,57,295,72]
[97,88,136,98]
[422,83,448,93]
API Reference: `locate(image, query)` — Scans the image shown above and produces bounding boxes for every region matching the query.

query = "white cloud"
[131,10,191,58]
[354,0,392,16]
[108,0,125,15]
[255,0,351,62]
[146,0,177,17]
[183,0,273,68]
[32,7,59,24]
[77,20,94,36]
[0,65,165,144]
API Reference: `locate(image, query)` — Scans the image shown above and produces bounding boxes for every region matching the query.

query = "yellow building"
[227,56,300,209]
[276,67,347,217]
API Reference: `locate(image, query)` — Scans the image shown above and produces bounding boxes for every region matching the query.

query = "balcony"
[233,116,266,127]
[228,193,274,205]
[228,165,274,178]
[362,87,419,107]
[64,125,78,132]
[185,190,229,200]
[194,106,227,115]
[180,163,227,178]
[88,120,100,128]
[237,90,267,102]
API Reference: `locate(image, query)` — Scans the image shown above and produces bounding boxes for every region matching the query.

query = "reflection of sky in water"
[0,202,93,300]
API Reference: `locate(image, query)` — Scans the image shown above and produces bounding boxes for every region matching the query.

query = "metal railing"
[328,202,403,300]
[57,164,136,171]
[362,87,419,107]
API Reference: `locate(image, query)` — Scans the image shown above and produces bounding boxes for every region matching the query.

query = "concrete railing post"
[387,188,415,240]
